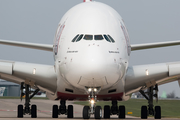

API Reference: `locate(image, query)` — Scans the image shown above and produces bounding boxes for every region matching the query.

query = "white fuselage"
[52,1,131,101]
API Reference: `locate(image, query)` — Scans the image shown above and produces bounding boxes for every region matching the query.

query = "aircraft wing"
[131,40,180,51]
[125,61,180,95]
[0,39,53,52]
[0,60,57,94]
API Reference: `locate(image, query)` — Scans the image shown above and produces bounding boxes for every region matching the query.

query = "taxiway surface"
[0,99,179,120]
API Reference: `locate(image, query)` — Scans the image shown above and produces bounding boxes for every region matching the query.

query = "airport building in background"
[0,79,20,96]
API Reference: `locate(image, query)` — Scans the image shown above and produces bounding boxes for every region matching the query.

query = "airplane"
[0,0,180,119]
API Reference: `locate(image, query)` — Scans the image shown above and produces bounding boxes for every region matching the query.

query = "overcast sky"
[0,0,180,97]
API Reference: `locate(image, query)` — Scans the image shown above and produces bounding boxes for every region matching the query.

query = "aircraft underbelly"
[56,91,124,101]
[59,59,124,89]
[52,75,127,101]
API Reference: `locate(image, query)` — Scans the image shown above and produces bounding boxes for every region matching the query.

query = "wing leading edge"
[131,40,180,51]
[0,39,53,52]
[1,39,180,52]
[125,62,180,95]
[0,60,57,94]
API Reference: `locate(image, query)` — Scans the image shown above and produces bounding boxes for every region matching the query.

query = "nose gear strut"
[83,87,102,119]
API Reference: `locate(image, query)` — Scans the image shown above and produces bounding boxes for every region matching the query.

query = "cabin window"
[84,35,93,40]
[76,34,84,42]
[108,35,115,43]
[72,34,79,42]
[94,35,103,40]
[103,35,111,42]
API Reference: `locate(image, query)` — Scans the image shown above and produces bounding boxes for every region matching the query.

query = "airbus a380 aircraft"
[0,0,180,119]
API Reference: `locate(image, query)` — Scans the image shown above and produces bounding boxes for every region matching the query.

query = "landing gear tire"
[83,106,90,119]
[141,106,148,119]
[104,105,110,119]
[119,105,125,119]
[94,106,102,119]
[154,106,161,119]
[19,82,40,118]
[17,105,23,118]
[67,105,73,118]
[140,85,161,119]
[31,105,37,118]
[52,105,58,118]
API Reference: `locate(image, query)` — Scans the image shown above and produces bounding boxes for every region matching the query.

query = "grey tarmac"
[0,99,179,120]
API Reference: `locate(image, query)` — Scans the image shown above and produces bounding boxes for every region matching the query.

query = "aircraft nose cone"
[72,56,112,87]
[78,45,108,78]
[59,45,125,88]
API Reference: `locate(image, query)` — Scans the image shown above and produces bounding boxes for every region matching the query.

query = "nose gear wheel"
[82,87,126,119]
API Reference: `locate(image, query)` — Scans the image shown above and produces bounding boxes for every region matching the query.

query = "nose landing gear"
[82,87,125,119]
[139,84,161,119]
[83,87,102,119]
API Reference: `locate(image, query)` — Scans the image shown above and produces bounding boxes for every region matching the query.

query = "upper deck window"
[103,35,111,43]
[76,34,84,42]
[108,35,115,43]
[84,35,93,40]
[94,35,103,40]
[72,34,79,42]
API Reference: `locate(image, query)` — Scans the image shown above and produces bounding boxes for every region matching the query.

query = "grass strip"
[74,99,180,118]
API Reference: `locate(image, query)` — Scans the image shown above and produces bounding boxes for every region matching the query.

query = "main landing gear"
[52,100,73,118]
[139,84,161,119]
[82,87,125,119]
[105,100,125,119]
[17,82,40,118]
[103,100,125,119]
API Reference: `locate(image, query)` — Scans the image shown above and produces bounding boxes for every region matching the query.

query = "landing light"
[33,68,36,75]
[90,99,95,104]
[88,88,92,92]
[146,69,149,76]
[94,88,97,92]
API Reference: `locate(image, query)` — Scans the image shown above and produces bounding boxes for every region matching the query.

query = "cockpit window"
[76,34,84,42]
[94,35,103,40]
[108,35,115,43]
[103,35,111,43]
[84,35,93,40]
[71,34,115,43]
[72,34,79,42]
